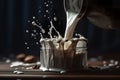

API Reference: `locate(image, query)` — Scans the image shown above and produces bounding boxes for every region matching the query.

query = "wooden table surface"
[0,62,120,80]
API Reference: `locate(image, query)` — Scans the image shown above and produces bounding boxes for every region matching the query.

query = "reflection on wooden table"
[0,53,120,80]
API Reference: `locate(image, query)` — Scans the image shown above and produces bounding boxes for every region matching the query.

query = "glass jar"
[40,38,87,72]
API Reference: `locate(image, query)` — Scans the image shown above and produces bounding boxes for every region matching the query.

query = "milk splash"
[30,0,87,71]
[35,20,87,70]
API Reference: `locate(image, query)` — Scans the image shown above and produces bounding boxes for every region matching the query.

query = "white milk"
[38,0,87,71]
[64,0,83,40]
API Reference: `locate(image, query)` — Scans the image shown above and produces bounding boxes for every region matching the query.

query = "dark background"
[0,0,120,58]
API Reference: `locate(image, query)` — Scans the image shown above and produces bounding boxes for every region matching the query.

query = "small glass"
[40,38,87,72]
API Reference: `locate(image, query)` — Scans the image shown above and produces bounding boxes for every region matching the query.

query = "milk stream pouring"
[40,0,88,71]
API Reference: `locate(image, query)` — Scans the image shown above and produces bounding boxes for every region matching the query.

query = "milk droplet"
[46,10,49,13]
[53,17,57,21]
[36,42,39,45]
[26,30,29,33]
[33,30,37,33]
[34,37,37,39]
[46,4,49,7]
[28,20,30,23]
[44,2,47,4]
[114,61,119,65]
[33,16,36,19]
[13,70,24,74]
[53,13,56,15]
[48,17,50,19]
[32,21,37,26]
[31,33,35,37]
[40,33,43,38]
[27,47,30,49]
[6,59,11,63]
[110,60,114,64]
[44,15,46,17]
[38,10,41,13]
[25,42,28,45]
[32,21,45,34]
